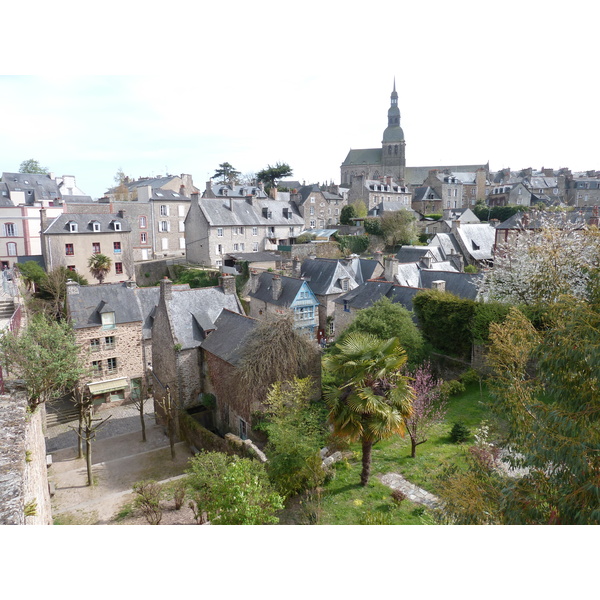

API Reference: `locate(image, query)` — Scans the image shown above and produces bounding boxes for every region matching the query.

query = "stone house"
[298,255,383,339]
[347,175,412,214]
[40,210,134,283]
[150,275,244,422]
[185,192,304,268]
[487,181,534,208]
[66,279,165,405]
[289,184,346,229]
[104,173,197,202]
[428,221,496,268]
[247,271,320,339]
[567,173,600,207]
[411,186,443,215]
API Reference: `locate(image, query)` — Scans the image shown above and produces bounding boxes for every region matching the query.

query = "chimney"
[219,274,236,295]
[204,181,215,199]
[452,220,461,234]
[39,208,48,231]
[126,279,137,289]
[160,276,173,302]
[431,280,446,292]
[292,257,301,278]
[228,197,234,211]
[66,279,80,295]
[250,270,260,293]
[179,184,185,196]
[383,255,398,282]
[421,255,433,269]
[118,209,126,219]
[191,192,199,203]
[449,251,464,272]
[272,275,282,300]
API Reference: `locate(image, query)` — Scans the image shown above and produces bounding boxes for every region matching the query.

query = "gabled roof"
[429,233,462,258]
[341,148,382,167]
[300,259,356,295]
[419,270,481,300]
[412,186,441,202]
[166,286,243,349]
[395,246,444,264]
[249,272,314,308]
[205,183,268,199]
[149,188,190,201]
[495,210,590,230]
[200,309,258,367]
[196,197,304,227]
[405,165,488,187]
[1,172,61,203]
[452,224,496,261]
[334,280,421,312]
[43,213,131,234]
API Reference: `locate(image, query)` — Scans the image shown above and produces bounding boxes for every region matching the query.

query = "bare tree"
[155,384,176,460]
[130,379,149,442]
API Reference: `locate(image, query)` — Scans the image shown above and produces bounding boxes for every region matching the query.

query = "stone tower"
[381,79,406,182]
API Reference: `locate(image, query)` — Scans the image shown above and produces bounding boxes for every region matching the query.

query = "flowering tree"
[479,211,600,305]
[405,361,446,458]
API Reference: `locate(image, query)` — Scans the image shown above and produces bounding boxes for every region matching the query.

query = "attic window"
[172,192,179,197]
[91,221,101,232]
[101,311,116,329]
[113,221,122,231]
[155,191,164,196]
[472,241,480,251]
[69,221,78,232]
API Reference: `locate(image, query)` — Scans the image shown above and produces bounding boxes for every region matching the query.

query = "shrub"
[133,480,164,525]
[459,368,481,386]
[449,422,471,444]
[165,479,187,510]
[391,489,407,506]
[440,379,466,398]
[360,510,393,525]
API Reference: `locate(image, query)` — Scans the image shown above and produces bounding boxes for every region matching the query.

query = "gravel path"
[379,472,441,510]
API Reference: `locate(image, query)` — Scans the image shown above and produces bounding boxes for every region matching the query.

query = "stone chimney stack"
[118,209,126,219]
[66,279,80,295]
[431,280,446,292]
[292,257,301,278]
[160,277,173,302]
[250,270,260,293]
[39,208,48,232]
[421,255,433,269]
[449,251,464,272]
[272,275,282,300]
[219,274,236,295]
[451,220,461,234]
[383,255,399,282]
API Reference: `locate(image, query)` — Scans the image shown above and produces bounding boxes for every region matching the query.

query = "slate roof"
[205,183,268,199]
[198,197,304,227]
[395,246,443,264]
[1,172,61,203]
[429,233,462,258]
[67,282,161,333]
[495,210,589,230]
[419,270,481,300]
[62,195,96,204]
[150,188,190,201]
[300,257,382,295]
[405,165,488,186]
[334,280,422,312]
[225,251,280,264]
[200,309,258,367]
[43,213,131,235]
[412,186,441,202]
[452,224,496,261]
[249,272,311,307]
[341,148,382,167]
[166,286,243,350]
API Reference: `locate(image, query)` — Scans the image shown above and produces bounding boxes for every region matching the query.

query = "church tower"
[381,79,406,181]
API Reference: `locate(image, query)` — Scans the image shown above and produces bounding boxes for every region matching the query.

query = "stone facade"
[288,185,347,230]
[0,391,52,525]
[347,175,411,212]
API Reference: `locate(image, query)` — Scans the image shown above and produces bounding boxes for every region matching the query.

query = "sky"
[2,1,599,201]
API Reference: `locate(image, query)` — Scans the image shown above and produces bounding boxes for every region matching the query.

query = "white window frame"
[161,238,169,250]
[160,205,169,217]
[217,228,224,237]
[178,205,186,217]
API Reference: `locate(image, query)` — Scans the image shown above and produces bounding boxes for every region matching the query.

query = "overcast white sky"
[2,1,598,199]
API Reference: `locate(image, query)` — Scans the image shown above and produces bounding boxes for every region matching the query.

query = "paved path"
[379,472,441,510]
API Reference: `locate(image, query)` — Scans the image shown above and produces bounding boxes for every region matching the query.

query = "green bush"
[449,421,471,444]
[363,218,383,237]
[335,234,370,254]
[459,369,481,386]
[441,380,466,398]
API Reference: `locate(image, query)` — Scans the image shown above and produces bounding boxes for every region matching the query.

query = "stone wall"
[0,390,52,525]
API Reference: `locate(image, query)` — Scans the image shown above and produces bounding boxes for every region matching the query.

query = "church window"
[394,145,398,155]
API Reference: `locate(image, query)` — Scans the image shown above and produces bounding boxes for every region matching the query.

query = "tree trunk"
[77,414,83,459]
[85,433,93,486]
[411,438,417,458]
[360,439,373,486]
[139,399,146,443]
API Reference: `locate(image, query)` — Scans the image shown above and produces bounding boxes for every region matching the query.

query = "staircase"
[0,298,14,319]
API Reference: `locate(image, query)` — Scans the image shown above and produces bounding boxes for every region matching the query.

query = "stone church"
[340,81,488,189]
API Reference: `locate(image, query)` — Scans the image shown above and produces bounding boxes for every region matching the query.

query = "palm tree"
[323,333,414,486]
[87,253,112,284]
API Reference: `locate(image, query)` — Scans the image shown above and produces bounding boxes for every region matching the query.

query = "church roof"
[341,148,382,167]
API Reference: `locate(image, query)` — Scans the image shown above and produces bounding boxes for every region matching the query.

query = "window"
[65,243,74,256]
[90,338,100,352]
[92,242,101,254]
[104,336,115,350]
[216,244,223,255]
[310,196,315,203]
[159,221,169,232]
[343,300,350,313]
[139,216,147,228]
[267,227,275,236]
[101,311,116,329]
[161,238,168,250]
[295,306,314,321]
[4,223,16,237]
[310,220,316,228]
[113,242,121,253]
[115,262,123,274]
[341,279,349,292]
[179,237,185,249]
[113,221,122,231]
[233,243,239,251]
[239,418,247,440]
[92,360,102,373]
[106,357,117,373]
[67,265,76,271]
[217,228,223,237]
[252,242,258,252]
[178,205,186,217]
[140,232,147,244]
[216,259,222,267]
[240,243,245,251]
[309,206,315,215]
[252,227,258,236]
[68,221,78,232]
[179,221,185,232]
[91,221,101,232]
[289,227,294,236]
[160,205,169,216]
[7,242,16,256]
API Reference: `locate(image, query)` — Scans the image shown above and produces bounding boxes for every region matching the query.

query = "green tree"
[0,314,88,411]
[256,162,293,193]
[323,333,415,486]
[340,296,424,363]
[380,209,418,248]
[186,451,283,524]
[340,204,357,225]
[19,159,48,174]
[354,200,368,218]
[263,377,327,498]
[87,253,112,284]
[213,162,241,185]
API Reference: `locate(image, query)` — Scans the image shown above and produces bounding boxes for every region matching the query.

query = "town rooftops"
[43,213,131,235]
[196,197,304,227]
[200,309,258,366]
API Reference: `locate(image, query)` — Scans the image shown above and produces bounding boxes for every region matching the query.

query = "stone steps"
[0,299,15,318]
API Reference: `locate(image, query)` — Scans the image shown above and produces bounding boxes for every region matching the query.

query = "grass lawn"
[317,383,491,524]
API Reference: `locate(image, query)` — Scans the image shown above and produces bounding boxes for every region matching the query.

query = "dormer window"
[101,311,116,329]
[69,221,78,233]
[222,188,228,196]
[91,220,101,232]
[113,221,122,231]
